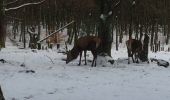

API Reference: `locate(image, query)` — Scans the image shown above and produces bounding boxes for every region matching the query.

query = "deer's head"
[66,50,74,64]
[66,48,79,64]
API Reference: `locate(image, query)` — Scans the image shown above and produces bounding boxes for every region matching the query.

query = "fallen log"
[150,58,169,68]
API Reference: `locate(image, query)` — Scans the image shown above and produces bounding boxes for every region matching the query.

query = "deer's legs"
[135,53,139,63]
[78,51,82,66]
[84,51,87,65]
[94,55,97,67]
[128,50,131,64]
[128,57,130,64]
[132,55,135,63]
[91,51,97,67]
[92,56,97,67]
[130,55,135,63]
[134,52,140,63]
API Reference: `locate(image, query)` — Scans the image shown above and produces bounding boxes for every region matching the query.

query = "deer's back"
[126,39,142,52]
[75,36,101,51]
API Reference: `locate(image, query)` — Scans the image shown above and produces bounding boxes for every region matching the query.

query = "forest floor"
[0,40,170,100]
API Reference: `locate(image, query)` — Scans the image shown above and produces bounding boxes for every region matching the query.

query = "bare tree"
[0,0,45,48]
[96,0,120,56]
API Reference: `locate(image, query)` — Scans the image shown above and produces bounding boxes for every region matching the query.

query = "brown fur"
[66,36,101,67]
[126,39,143,64]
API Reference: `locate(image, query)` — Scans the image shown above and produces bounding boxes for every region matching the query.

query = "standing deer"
[126,39,143,64]
[66,36,101,67]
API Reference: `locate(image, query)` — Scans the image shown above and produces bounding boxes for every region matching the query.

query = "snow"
[1,41,170,100]
[100,14,107,21]
[100,11,112,21]
[108,11,112,16]
[132,1,136,5]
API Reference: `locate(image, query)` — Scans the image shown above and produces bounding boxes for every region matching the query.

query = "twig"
[45,55,54,64]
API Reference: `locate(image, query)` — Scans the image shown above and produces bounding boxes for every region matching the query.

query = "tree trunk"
[23,22,26,48]
[154,22,158,45]
[135,24,139,40]
[73,22,78,45]
[119,23,123,43]
[97,0,113,56]
[139,25,143,41]
[67,27,73,44]
[166,19,170,44]
[0,0,6,48]
[116,18,119,51]
[37,23,41,49]
[150,22,155,47]
[129,23,132,39]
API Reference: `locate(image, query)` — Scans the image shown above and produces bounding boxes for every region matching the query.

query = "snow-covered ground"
[0,41,170,100]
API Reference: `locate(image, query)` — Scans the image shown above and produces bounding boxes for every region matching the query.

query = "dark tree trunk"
[135,24,139,40]
[119,24,123,43]
[139,25,143,41]
[150,22,155,47]
[73,22,78,45]
[20,21,26,48]
[12,21,19,39]
[23,22,26,48]
[97,0,113,56]
[129,23,132,39]
[116,18,119,51]
[154,22,158,45]
[37,23,41,49]
[139,34,149,62]
[67,27,73,44]
[166,19,170,44]
[0,0,6,48]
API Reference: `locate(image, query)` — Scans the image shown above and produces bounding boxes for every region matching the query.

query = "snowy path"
[0,46,170,100]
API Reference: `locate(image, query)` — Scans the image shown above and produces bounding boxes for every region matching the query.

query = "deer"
[126,39,143,64]
[66,36,101,67]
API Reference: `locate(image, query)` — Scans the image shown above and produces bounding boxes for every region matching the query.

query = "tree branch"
[5,0,46,12]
